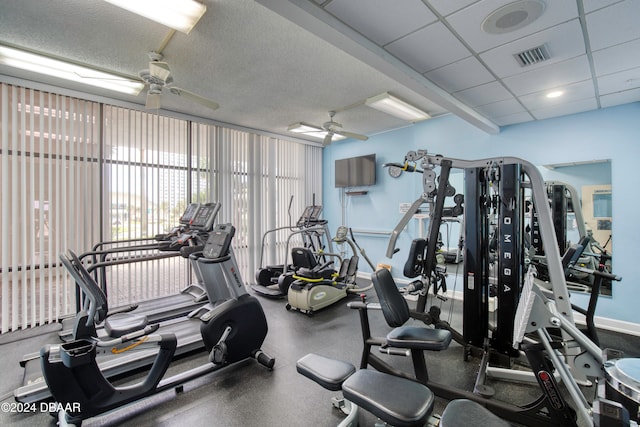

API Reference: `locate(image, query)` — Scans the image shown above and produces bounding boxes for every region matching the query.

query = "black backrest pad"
[291,247,317,269]
[403,238,427,278]
[60,250,109,323]
[371,268,410,327]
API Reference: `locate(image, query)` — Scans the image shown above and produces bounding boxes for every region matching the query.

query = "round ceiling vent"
[481,0,546,34]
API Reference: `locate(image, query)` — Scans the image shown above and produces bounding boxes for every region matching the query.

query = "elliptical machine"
[40,223,274,426]
[286,226,374,314]
[252,199,336,298]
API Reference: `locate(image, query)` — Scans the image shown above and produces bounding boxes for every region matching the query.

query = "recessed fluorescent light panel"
[365,92,431,122]
[103,0,206,34]
[288,122,346,141]
[0,45,144,95]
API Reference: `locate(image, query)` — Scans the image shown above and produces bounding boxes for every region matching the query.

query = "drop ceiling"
[0,0,638,143]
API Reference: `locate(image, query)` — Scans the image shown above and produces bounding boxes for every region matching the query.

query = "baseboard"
[572,313,640,337]
[358,271,640,337]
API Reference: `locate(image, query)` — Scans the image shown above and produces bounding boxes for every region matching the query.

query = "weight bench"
[297,353,509,427]
[348,268,452,385]
[297,353,433,427]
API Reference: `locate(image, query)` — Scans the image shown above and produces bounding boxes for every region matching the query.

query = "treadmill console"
[203,223,236,259]
[190,202,221,231]
[562,236,590,273]
[180,203,200,225]
[156,203,202,241]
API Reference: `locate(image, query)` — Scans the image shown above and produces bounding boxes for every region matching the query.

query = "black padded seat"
[104,312,149,338]
[440,399,512,427]
[342,369,434,427]
[296,353,356,391]
[387,326,452,351]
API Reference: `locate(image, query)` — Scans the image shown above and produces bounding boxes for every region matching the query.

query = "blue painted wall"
[322,102,639,324]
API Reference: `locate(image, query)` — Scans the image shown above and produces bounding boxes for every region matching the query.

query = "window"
[0,82,322,333]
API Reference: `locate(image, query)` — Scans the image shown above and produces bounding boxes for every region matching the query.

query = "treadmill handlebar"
[570,264,621,282]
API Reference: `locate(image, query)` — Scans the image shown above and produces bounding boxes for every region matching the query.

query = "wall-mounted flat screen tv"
[335,154,376,188]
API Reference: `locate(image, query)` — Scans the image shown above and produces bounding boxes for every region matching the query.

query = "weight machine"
[384,151,632,426]
[386,152,573,353]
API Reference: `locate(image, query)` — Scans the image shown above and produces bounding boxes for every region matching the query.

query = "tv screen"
[335,154,376,188]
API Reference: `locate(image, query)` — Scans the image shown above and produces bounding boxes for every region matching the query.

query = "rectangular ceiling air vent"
[514,44,550,67]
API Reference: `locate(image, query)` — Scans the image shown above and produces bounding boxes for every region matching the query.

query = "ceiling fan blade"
[323,132,334,146]
[149,61,171,82]
[145,92,162,110]
[169,87,219,111]
[335,130,368,141]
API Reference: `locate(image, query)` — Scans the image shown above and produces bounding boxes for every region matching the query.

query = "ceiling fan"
[138,51,219,111]
[319,111,368,146]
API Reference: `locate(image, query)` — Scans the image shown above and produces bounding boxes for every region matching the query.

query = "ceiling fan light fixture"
[103,0,207,34]
[365,92,431,122]
[145,92,162,109]
[0,44,144,95]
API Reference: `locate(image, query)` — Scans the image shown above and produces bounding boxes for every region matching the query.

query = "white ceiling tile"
[530,98,598,120]
[385,22,471,73]
[454,81,513,106]
[2,0,637,134]
[446,0,578,53]
[586,0,640,51]
[597,67,640,94]
[502,55,592,95]
[582,0,621,14]
[593,38,640,77]
[425,56,494,92]
[426,0,478,17]
[480,20,585,78]
[600,88,640,108]
[493,111,535,126]
[325,0,437,46]
[475,98,525,117]
[519,80,596,110]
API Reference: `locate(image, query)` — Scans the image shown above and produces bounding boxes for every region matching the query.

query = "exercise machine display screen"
[297,205,323,226]
[190,202,221,231]
[203,223,236,259]
[180,203,200,225]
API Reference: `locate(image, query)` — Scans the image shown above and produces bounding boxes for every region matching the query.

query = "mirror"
[540,160,612,295]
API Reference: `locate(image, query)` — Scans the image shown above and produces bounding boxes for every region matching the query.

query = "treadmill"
[15,222,244,404]
[58,202,221,341]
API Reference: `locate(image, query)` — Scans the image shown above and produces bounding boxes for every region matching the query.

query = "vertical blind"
[102,107,192,308]
[0,84,101,332]
[192,125,323,280]
[0,83,322,333]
